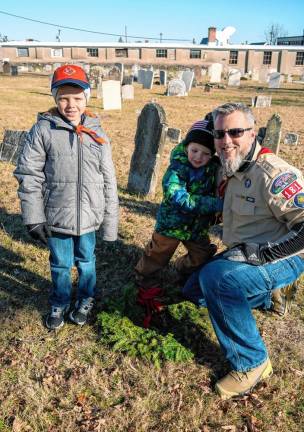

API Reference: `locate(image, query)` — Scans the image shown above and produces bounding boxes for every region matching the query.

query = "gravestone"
[89,79,96,89]
[227,69,241,87]
[300,73,304,81]
[193,66,202,82]
[181,70,195,92]
[262,114,282,154]
[0,130,28,165]
[268,72,281,89]
[208,63,222,83]
[167,79,187,96]
[102,80,121,110]
[108,66,122,81]
[287,74,292,83]
[166,128,181,143]
[127,103,167,197]
[3,62,10,74]
[142,70,154,89]
[121,84,134,100]
[132,64,139,81]
[96,82,103,99]
[284,133,299,146]
[11,66,18,76]
[159,70,167,86]
[115,63,124,82]
[252,95,272,108]
[137,69,146,85]
[44,64,52,73]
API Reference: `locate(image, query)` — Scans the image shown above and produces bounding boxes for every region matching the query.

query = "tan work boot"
[215,358,273,400]
[271,280,298,317]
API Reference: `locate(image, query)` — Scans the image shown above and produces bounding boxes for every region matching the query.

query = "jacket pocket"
[231,196,255,215]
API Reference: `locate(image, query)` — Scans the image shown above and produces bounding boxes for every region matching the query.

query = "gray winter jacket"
[14,108,119,240]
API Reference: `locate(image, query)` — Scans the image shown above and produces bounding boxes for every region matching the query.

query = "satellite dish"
[216,26,236,45]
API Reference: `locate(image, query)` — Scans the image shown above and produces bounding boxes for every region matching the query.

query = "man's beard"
[219,148,246,177]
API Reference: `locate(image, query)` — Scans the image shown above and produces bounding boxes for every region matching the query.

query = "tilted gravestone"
[284,133,299,146]
[127,103,167,197]
[262,113,282,154]
[0,130,28,165]
[181,70,194,92]
[167,79,187,96]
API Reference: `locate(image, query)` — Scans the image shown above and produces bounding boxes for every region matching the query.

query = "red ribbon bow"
[137,287,164,328]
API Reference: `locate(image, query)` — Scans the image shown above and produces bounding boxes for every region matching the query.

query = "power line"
[0,10,192,42]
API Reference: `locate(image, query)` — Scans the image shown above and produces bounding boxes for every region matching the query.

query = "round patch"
[244,178,251,188]
[293,193,304,208]
[271,172,297,194]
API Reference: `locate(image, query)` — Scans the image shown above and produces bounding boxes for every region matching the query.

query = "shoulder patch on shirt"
[257,158,279,177]
[270,172,298,195]
[293,192,304,208]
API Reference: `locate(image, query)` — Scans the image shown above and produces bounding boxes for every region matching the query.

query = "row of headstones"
[1,107,299,193]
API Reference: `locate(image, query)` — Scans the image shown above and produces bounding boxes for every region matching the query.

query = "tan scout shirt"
[223,142,304,248]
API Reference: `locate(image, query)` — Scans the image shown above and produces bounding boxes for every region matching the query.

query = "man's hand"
[27,223,52,245]
[222,243,262,265]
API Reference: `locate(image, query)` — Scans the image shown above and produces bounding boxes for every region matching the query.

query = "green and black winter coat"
[155,141,222,241]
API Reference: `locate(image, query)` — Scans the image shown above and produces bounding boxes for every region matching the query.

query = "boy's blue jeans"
[47,232,96,308]
[183,255,304,372]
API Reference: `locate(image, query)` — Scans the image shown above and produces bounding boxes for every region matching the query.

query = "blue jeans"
[48,232,96,307]
[183,255,304,372]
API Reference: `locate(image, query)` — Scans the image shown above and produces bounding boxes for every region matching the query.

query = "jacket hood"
[170,141,189,164]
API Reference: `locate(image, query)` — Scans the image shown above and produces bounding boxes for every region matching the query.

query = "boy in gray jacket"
[14,65,119,330]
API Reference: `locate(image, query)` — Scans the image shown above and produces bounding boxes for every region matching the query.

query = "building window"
[190,49,201,59]
[229,50,238,65]
[115,48,128,58]
[51,48,63,57]
[156,49,167,58]
[295,52,304,66]
[263,51,272,65]
[87,48,98,57]
[17,47,29,57]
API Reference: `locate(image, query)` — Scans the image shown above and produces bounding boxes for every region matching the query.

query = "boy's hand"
[27,223,52,245]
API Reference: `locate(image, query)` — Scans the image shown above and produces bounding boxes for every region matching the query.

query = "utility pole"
[125,25,128,43]
[160,32,163,43]
[56,29,61,42]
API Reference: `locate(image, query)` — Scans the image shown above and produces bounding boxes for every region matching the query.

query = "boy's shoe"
[45,305,69,330]
[215,358,273,400]
[271,281,298,317]
[69,297,94,326]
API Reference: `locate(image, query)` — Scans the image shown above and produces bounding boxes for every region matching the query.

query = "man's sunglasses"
[213,128,252,139]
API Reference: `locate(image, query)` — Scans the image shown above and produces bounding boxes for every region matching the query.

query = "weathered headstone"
[142,70,154,89]
[284,133,299,146]
[252,95,272,108]
[122,75,134,86]
[262,114,282,154]
[101,80,121,110]
[159,70,167,86]
[127,103,167,197]
[3,62,10,74]
[167,128,181,143]
[96,82,103,99]
[208,63,222,83]
[227,69,241,87]
[115,63,124,83]
[121,84,134,100]
[167,79,187,96]
[137,69,146,85]
[268,72,281,89]
[108,66,122,81]
[181,70,195,92]
[132,64,139,81]
[11,66,18,76]
[0,130,28,165]
[193,66,202,82]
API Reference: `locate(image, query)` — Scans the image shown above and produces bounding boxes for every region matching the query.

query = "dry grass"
[0,74,304,431]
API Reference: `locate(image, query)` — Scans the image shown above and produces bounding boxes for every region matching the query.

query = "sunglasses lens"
[229,128,244,138]
[213,130,225,139]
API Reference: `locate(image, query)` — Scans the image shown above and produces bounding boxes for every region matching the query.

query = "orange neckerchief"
[75,124,106,145]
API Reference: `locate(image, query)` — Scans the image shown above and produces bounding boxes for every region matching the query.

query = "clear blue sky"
[0,0,303,44]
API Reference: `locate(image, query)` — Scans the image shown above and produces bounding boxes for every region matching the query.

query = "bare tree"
[264,23,288,45]
[0,33,8,42]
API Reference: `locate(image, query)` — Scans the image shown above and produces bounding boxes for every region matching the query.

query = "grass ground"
[0,74,304,431]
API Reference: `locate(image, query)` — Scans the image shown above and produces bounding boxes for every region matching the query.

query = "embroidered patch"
[246,196,255,203]
[244,178,251,188]
[281,181,303,200]
[293,193,304,208]
[270,172,297,194]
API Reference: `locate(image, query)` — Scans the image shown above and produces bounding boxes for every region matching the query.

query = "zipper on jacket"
[77,134,83,235]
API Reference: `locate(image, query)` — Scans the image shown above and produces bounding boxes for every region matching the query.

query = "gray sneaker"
[45,305,69,330]
[69,297,94,326]
[271,280,298,317]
